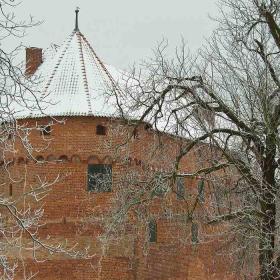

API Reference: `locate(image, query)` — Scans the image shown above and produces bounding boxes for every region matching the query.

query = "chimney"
[25,47,43,76]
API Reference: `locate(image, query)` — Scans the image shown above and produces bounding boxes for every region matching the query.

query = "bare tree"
[98,0,280,279]
[0,2,89,279]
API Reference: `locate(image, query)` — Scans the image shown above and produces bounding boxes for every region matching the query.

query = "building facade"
[3,11,241,280]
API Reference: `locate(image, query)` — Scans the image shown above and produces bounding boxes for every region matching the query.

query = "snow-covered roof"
[16,29,121,119]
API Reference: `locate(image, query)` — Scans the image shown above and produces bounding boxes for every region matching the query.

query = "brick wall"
[1,116,243,279]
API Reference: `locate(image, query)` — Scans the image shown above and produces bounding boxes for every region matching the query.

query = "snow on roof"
[12,27,224,144]
[16,29,121,119]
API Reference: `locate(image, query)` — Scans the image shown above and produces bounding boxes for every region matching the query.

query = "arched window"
[96,125,106,135]
[59,155,68,163]
[46,155,56,162]
[36,156,44,163]
[71,155,81,163]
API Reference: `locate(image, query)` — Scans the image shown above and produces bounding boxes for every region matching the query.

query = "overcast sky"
[15,0,219,69]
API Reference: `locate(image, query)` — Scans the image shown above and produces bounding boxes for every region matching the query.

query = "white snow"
[14,30,121,119]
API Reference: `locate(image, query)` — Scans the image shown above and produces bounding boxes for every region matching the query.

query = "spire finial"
[75,7,80,31]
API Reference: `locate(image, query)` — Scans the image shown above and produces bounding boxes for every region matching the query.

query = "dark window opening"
[36,156,44,163]
[9,184,12,196]
[152,173,168,197]
[148,220,157,242]
[191,223,199,244]
[41,125,51,136]
[133,128,139,139]
[198,179,205,202]
[96,125,106,135]
[176,177,185,200]
[88,164,112,192]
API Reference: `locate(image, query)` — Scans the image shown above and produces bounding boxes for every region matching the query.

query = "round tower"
[8,9,140,280]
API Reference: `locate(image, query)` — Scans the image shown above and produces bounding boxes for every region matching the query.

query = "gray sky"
[16,0,219,69]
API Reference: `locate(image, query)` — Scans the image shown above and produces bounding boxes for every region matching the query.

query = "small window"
[152,173,168,197]
[41,125,51,136]
[148,220,157,243]
[191,223,199,244]
[36,155,44,163]
[71,155,81,163]
[88,164,112,192]
[9,184,12,196]
[198,179,205,202]
[133,128,139,139]
[96,125,106,135]
[176,177,185,200]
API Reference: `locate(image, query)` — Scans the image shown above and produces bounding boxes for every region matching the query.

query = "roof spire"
[75,7,80,31]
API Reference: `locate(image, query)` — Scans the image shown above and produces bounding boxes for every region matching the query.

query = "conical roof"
[16,28,121,119]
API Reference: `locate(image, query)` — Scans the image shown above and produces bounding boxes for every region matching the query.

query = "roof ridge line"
[76,32,93,115]
[80,33,122,96]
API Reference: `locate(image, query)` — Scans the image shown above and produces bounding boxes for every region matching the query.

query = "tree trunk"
[259,199,276,280]
[259,133,278,280]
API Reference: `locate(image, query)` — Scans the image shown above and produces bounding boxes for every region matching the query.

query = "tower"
[3,9,240,280]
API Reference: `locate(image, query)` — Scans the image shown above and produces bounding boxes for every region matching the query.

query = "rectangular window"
[96,125,106,135]
[9,184,12,196]
[191,223,199,244]
[198,179,205,202]
[148,220,157,242]
[176,177,185,200]
[88,164,112,192]
[152,172,168,197]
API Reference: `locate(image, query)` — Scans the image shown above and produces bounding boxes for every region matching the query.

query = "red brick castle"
[5,9,240,280]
